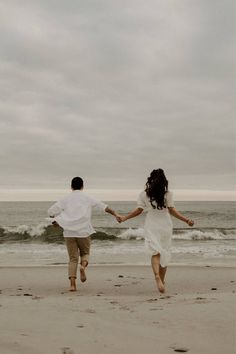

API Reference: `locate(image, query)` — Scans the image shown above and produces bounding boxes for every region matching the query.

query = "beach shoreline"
[0,262,236,268]
[0,265,235,354]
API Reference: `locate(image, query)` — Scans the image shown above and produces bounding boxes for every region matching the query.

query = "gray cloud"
[0,0,235,191]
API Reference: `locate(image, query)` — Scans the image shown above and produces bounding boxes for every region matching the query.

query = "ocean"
[0,201,235,266]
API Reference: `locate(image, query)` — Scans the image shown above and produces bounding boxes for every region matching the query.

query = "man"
[48,176,118,291]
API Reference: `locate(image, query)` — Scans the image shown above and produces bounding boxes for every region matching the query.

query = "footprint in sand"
[119,305,130,311]
[147,298,158,302]
[150,308,163,311]
[194,299,209,304]
[85,309,96,314]
[127,276,137,279]
[32,296,43,300]
[96,292,104,296]
[160,295,172,299]
[61,347,74,354]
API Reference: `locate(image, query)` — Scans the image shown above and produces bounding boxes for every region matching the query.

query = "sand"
[0,265,235,354]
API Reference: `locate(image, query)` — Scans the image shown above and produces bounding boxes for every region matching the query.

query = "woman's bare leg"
[151,254,165,293]
[160,266,167,284]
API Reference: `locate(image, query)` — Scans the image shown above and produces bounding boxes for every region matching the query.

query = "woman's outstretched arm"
[117,207,144,223]
[168,207,194,226]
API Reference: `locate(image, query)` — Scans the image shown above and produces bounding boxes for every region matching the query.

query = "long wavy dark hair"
[145,169,168,209]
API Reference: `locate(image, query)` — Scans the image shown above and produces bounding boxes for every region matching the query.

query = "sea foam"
[0,223,235,242]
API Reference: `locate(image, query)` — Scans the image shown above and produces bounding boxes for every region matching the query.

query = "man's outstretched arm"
[105,206,118,217]
[48,201,63,217]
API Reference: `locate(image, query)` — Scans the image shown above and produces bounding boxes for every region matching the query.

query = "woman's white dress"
[137,191,174,267]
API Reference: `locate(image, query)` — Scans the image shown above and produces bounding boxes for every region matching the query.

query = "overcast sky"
[0,0,235,199]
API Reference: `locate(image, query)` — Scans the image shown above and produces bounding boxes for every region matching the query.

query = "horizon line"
[0,188,235,201]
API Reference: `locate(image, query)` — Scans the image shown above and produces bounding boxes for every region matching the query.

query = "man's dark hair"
[71,177,84,190]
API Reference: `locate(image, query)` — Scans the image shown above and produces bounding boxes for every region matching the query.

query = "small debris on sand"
[171,346,189,353]
[174,349,189,353]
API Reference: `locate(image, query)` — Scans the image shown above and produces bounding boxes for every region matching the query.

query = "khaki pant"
[65,236,91,279]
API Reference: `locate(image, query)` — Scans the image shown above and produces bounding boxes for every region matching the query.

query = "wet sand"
[0,265,235,354]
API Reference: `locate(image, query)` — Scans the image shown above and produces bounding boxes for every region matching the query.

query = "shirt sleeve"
[90,197,107,211]
[137,191,146,209]
[166,191,174,208]
[47,201,63,217]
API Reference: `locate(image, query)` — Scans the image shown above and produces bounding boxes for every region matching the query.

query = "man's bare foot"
[80,266,87,283]
[69,285,77,292]
[69,278,77,291]
[155,275,165,293]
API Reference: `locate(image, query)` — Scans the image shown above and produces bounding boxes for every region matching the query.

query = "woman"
[117,169,194,293]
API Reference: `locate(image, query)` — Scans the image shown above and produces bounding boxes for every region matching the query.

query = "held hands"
[115,214,127,223]
[186,219,194,227]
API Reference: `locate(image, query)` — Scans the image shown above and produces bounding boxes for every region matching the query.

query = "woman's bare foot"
[80,266,87,283]
[69,277,77,291]
[155,275,165,293]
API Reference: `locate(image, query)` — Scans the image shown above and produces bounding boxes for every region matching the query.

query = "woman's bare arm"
[118,207,144,222]
[168,207,194,226]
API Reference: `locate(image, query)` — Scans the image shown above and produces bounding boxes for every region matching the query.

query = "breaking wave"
[0,223,236,243]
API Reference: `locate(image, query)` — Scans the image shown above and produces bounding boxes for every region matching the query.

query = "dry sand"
[0,265,235,354]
